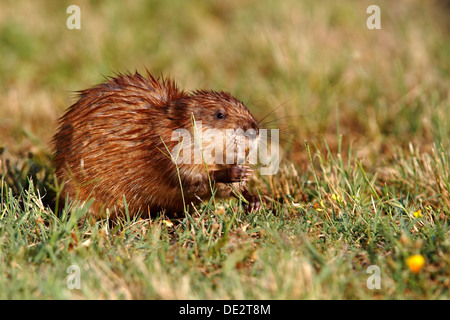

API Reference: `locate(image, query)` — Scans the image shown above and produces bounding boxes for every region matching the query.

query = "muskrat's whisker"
[259,114,311,128]
[256,99,293,126]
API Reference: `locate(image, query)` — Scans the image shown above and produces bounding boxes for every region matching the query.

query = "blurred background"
[0,0,449,168]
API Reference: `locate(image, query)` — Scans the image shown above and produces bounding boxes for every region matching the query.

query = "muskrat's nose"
[250,120,259,133]
[241,120,259,133]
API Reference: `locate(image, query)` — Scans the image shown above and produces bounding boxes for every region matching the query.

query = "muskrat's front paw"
[229,165,253,183]
[243,194,262,213]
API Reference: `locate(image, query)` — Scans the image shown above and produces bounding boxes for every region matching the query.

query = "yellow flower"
[332,193,344,205]
[413,210,423,218]
[313,200,325,212]
[406,254,425,274]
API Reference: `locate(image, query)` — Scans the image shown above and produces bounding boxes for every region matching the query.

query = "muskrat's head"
[167,90,260,166]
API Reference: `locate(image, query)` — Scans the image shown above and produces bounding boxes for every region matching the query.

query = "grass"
[0,0,449,299]
[1,140,449,299]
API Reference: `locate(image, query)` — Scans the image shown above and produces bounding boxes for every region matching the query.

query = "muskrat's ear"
[165,100,188,122]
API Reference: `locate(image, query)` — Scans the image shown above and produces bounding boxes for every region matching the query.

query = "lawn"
[0,0,449,299]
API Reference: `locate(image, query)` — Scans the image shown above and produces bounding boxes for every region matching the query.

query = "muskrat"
[53,70,262,219]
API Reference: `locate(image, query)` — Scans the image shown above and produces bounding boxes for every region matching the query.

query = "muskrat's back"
[53,71,261,218]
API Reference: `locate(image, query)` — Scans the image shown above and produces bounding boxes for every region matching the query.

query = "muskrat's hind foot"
[241,188,261,213]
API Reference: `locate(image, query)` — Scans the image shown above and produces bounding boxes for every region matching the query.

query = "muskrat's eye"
[216,112,225,119]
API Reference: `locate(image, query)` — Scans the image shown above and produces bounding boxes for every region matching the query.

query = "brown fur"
[53,71,260,218]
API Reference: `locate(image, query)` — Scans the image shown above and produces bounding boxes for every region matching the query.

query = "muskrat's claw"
[242,166,254,182]
[229,165,254,183]
[243,194,262,213]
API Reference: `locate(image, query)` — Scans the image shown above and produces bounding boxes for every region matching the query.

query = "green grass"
[0,0,449,299]
[1,136,448,299]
